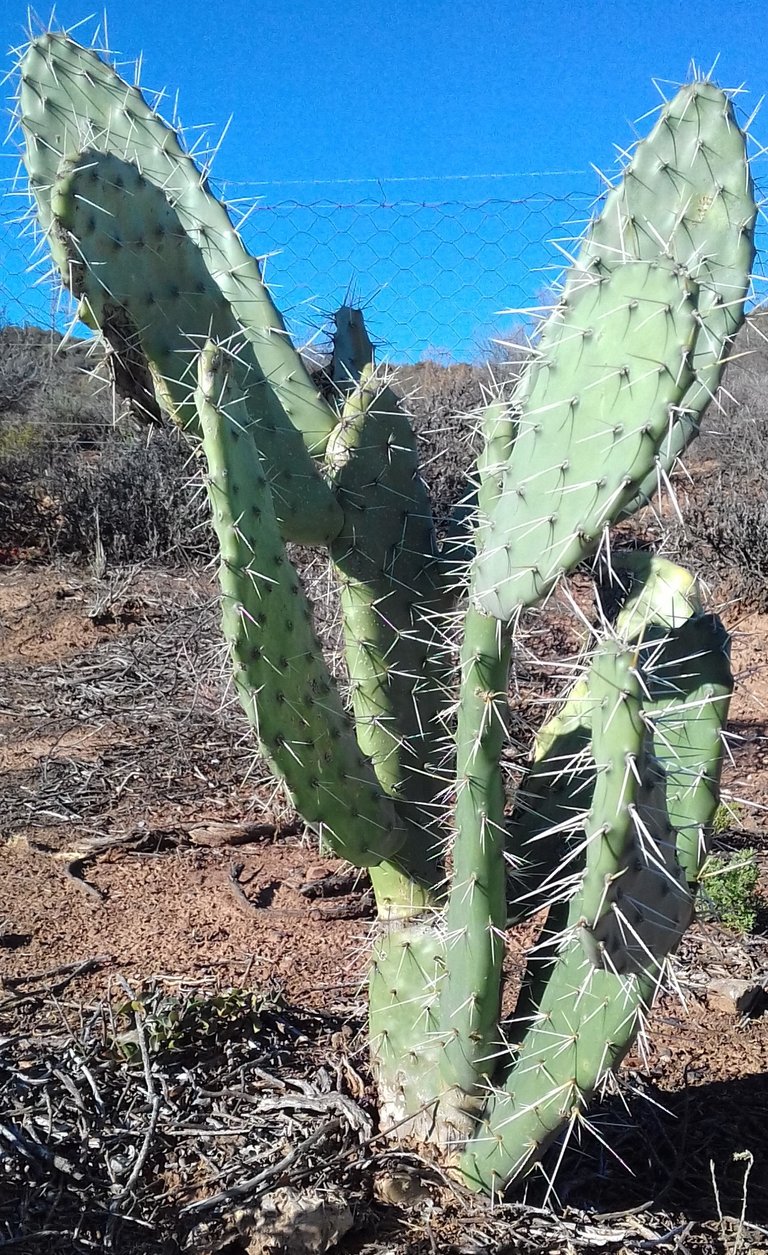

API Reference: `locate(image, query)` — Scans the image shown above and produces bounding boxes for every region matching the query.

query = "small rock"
[239,1187,353,1254]
[373,1169,433,1207]
[304,864,332,883]
[706,977,766,1017]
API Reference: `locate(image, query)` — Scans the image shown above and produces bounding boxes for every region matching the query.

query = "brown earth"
[1,562,767,1254]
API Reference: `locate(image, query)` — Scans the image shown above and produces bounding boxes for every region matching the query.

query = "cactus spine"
[18,32,754,1195]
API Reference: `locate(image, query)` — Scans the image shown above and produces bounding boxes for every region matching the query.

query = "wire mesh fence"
[0,177,601,565]
[3,171,768,580]
[0,182,595,364]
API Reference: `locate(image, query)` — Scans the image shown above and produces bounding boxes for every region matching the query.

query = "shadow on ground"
[542,1068,768,1226]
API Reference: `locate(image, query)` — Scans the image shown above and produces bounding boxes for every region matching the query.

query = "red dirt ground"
[1,563,767,1251]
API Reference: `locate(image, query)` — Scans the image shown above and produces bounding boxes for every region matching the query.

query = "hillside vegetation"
[0,319,766,608]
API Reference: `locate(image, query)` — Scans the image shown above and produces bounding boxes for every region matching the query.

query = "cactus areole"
[18,32,755,1195]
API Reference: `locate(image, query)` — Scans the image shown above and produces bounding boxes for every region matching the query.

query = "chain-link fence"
[0,177,604,565]
[3,173,768,585]
[4,166,767,363]
[0,180,595,363]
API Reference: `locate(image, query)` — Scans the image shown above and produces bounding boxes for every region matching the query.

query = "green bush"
[0,421,43,456]
[710,800,749,836]
[700,849,763,934]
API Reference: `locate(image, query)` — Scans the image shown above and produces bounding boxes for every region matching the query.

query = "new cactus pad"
[17,31,755,1195]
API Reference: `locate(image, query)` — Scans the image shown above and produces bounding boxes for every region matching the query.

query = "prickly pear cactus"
[16,31,754,1197]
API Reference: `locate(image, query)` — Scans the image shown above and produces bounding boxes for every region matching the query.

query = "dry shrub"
[669,319,768,609]
[0,325,211,563]
[0,324,51,415]
[0,431,209,563]
[393,360,505,528]
[7,319,766,601]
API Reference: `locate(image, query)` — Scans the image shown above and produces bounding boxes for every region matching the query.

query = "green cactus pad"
[48,149,342,546]
[612,551,704,636]
[196,342,404,871]
[636,615,733,888]
[438,607,511,1096]
[506,555,702,923]
[473,261,698,621]
[369,921,449,1135]
[326,363,448,895]
[565,642,692,974]
[462,642,693,1191]
[331,306,376,394]
[462,944,647,1190]
[510,555,732,923]
[435,392,519,1092]
[20,32,336,454]
[610,554,733,887]
[472,396,517,559]
[578,81,756,508]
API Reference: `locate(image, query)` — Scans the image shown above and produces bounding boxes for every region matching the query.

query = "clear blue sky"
[1,0,766,359]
